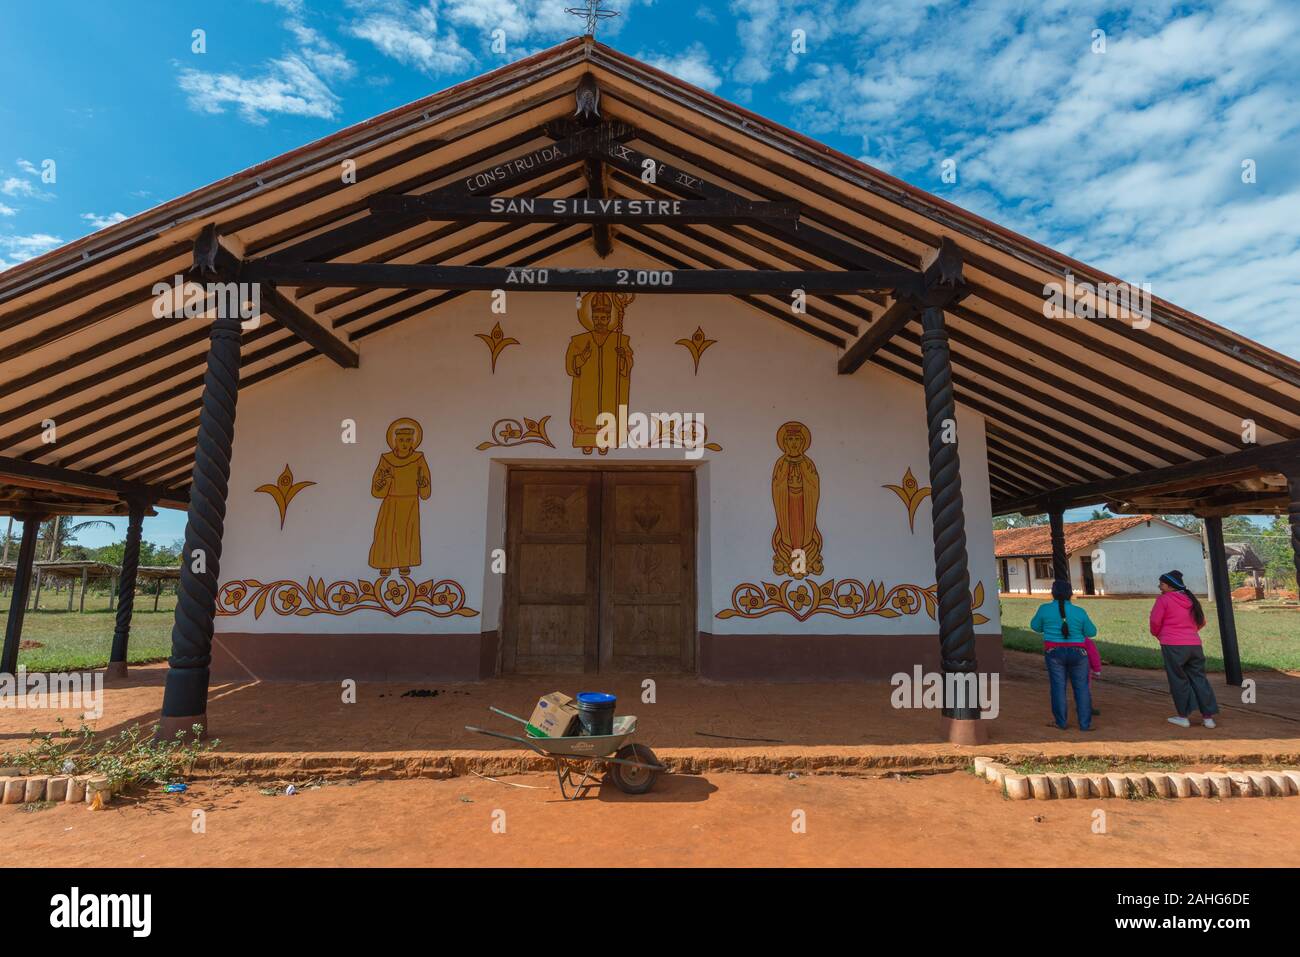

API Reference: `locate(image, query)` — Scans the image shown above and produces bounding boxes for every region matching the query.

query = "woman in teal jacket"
[1030,580,1098,731]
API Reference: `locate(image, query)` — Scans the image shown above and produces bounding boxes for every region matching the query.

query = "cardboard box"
[527,692,580,738]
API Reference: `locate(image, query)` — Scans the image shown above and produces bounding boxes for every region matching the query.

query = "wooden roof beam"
[993,440,1300,515]
[0,455,185,510]
[194,226,359,369]
[838,237,968,374]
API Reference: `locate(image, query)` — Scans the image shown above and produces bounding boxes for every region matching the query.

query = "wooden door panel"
[514,605,589,672]
[518,543,588,597]
[610,543,683,598]
[503,471,600,674]
[600,471,695,673]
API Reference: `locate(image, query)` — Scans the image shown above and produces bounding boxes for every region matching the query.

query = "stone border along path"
[972,757,1300,800]
[0,768,113,807]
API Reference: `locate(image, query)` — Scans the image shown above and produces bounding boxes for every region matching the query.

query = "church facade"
[210,262,1002,682]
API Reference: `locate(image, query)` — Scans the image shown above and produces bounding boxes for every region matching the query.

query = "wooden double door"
[502,468,696,674]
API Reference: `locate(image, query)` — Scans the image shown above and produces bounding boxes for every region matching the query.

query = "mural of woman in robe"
[369,417,430,577]
[566,291,634,454]
[771,421,823,579]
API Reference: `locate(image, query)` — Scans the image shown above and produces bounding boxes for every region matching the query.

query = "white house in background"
[994,516,1207,596]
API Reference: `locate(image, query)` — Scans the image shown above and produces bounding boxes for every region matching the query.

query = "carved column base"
[157,713,208,742]
[941,715,989,745]
[104,661,129,682]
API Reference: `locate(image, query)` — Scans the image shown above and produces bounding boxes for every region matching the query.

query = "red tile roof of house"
[993,516,1164,558]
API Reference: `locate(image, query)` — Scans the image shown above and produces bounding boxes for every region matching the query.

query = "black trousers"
[1161,644,1219,718]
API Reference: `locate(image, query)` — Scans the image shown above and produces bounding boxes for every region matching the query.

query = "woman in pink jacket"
[1150,570,1218,729]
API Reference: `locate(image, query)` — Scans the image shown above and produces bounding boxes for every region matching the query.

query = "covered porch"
[2,38,1299,745]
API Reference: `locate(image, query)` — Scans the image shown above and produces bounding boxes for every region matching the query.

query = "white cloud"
[1,176,39,198]
[638,44,722,91]
[179,57,343,124]
[345,1,473,74]
[81,211,129,230]
[756,0,1300,357]
[0,232,64,271]
[178,8,356,123]
[0,203,16,216]
[15,158,39,176]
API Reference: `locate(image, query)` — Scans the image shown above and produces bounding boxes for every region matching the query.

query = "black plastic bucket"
[576,692,617,736]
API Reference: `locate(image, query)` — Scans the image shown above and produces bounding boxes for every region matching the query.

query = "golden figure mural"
[369,417,430,577]
[771,421,823,578]
[566,291,634,454]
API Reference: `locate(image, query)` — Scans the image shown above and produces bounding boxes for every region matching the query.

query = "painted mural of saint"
[771,421,823,579]
[566,291,634,454]
[369,417,431,576]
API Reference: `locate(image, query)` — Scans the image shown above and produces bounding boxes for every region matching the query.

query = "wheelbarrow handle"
[488,705,532,726]
[464,725,552,757]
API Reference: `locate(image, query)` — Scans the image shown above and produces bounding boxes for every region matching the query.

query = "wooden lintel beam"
[236,260,912,296]
[365,193,801,224]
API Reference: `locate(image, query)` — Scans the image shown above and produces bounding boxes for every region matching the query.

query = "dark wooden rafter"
[0,455,182,509]
[995,441,1300,515]
[193,225,358,369]
[264,121,635,266]
[577,72,613,258]
[838,237,969,374]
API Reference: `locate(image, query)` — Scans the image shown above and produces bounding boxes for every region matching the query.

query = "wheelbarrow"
[465,706,666,800]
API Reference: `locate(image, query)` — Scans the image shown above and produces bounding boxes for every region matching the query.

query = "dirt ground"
[6,770,1297,868]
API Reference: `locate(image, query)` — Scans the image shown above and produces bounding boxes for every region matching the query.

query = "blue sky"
[2,0,1297,545]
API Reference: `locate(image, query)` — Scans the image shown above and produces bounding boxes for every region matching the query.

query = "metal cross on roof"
[565,0,619,36]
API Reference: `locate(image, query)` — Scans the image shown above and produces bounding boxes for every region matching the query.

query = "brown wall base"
[211,631,499,683]
[699,632,1005,682]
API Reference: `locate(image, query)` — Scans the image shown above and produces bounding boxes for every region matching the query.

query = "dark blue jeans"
[1045,646,1092,730]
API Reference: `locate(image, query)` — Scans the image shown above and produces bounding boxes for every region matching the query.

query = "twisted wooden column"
[106,498,146,681]
[920,306,981,726]
[159,317,243,739]
[1048,507,1069,583]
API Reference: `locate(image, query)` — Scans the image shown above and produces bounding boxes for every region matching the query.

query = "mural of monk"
[369,417,430,577]
[771,421,823,579]
[566,291,634,454]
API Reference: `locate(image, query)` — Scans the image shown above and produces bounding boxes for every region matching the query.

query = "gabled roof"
[993,516,1193,558]
[2,37,1299,518]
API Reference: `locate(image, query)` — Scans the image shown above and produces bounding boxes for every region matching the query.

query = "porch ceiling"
[1,37,1298,517]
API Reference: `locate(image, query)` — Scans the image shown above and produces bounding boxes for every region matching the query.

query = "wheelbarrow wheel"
[608,743,659,795]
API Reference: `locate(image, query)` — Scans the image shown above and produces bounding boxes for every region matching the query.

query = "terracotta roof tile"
[993,516,1163,558]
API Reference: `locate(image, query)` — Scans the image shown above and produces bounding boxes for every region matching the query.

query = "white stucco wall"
[214,245,1000,640]
[1092,521,1206,595]
[998,520,1206,596]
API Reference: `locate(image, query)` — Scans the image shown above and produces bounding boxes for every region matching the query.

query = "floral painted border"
[716,578,989,625]
[216,577,479,619]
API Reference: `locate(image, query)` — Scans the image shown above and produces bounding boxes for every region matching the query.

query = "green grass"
[0,589,175,672]
[1005,757,1181,775]
[1000,596,1300,672]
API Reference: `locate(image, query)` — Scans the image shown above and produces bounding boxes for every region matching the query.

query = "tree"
[992,513,1046,530]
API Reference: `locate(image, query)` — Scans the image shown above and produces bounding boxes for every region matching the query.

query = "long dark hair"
[1160,570,1206,627]
[1051,579,1072,638]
